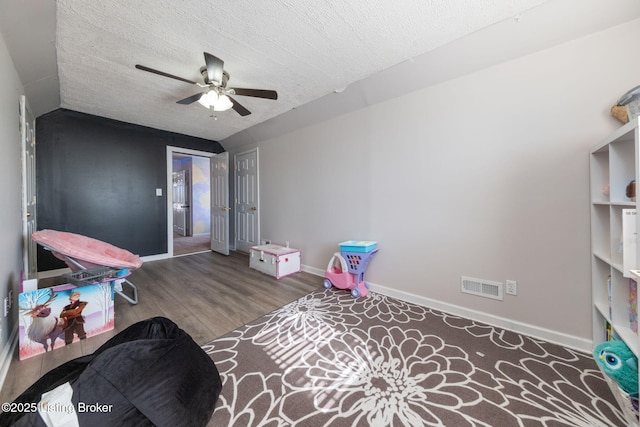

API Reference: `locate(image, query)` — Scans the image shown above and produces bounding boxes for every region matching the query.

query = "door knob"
[221,207,231,211]
[250,207,257,211]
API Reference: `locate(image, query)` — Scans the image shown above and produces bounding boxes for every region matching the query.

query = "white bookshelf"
[590,117,640,426]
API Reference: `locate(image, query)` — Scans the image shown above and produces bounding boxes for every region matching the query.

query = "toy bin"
[249,244,301,279]
[342,248,379,279]
[19,282,115,360]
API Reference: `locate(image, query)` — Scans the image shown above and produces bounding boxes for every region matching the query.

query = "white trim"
[37,267,70,279]
[0,326,18,392]
[166,146,217,258]
[369,282,591,353]
[301,264,591,353]
[301,264,325,277]
[173,250,211,258]
[141,253,171,263]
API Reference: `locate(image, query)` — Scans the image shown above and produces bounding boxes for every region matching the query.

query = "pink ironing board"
[32,229,142,304]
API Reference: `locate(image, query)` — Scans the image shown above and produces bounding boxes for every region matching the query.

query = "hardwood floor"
[0,250,321,404]
[173,232,211,256]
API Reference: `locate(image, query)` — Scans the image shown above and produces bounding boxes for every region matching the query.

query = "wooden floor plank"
[0,251,320,404]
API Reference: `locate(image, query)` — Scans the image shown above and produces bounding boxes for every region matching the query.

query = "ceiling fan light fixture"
[198,90,219,109]
[212,94,233,112]
[137,52,276,116]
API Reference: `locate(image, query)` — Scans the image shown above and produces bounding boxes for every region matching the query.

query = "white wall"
[0,31,26,374]
[253,18,640,349]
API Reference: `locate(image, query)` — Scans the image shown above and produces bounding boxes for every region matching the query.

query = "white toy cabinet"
[249,244,301,279]
[590,117,640,425]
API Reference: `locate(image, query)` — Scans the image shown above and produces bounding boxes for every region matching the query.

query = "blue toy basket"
[341,248,378,285]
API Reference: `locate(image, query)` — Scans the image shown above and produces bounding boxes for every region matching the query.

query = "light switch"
[156,188,162,196]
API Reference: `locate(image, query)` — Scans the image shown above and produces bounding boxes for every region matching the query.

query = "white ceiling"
[1,0,640,147]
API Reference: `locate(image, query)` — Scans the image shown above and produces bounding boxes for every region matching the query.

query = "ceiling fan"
[135,52,278,116]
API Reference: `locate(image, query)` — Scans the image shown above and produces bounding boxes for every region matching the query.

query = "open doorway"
[167,147,216,257]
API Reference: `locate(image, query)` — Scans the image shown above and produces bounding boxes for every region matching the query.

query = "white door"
[166,146,216,257]
[211,152,230,255]
[235,149,259,253]
[172,170,189,236]
[20,95,37,279]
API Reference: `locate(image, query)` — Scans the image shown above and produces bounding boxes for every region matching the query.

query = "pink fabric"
[32,230,143,270]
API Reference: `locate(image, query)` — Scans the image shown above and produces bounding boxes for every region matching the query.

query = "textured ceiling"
[53,0,552,142]
[4,0,639,146]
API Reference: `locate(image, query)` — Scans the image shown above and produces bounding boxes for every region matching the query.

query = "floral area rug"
[202,288,627,426]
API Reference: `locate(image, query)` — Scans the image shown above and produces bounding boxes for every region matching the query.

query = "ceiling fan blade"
[204,52,224,86]
[135,64,198,85]
[228,96,251,116]
[176,92,204,105]
[231,88,278,100]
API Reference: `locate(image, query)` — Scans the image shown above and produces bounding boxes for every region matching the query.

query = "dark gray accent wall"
[36,109,224,271]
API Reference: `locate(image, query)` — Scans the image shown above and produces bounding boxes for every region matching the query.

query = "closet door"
[211,152,230,255]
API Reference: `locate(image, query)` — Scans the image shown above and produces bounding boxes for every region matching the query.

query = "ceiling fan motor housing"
[200,66,229,88]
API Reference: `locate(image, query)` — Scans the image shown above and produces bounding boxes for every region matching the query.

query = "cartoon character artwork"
[18,289,64,352]
[60,291,88,345]
[19,282,115,360]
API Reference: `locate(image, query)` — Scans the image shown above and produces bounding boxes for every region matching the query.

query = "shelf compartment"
[610,205,626,268]
[592,256,612,320]
[609,137,635,204]
[591,204,611,259]
[609,269,638,356]
[590,149,610,203]
[592,306,609,346]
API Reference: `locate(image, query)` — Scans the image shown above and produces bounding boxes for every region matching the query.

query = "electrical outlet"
[506,280,517,295]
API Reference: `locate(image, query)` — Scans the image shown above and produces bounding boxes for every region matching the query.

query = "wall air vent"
[461,276,503,301]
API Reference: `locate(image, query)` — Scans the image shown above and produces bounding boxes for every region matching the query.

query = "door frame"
[166,146,217,257]
[20,95,37,279]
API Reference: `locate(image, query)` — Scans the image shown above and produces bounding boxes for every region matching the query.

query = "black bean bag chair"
[1,317,222,426]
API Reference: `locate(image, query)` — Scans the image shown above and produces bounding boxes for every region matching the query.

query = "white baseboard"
[142,253,171,263]
[300,264,591,353]
[0,325,18,392]
[301,265,325,277]
[37,267,70,279]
